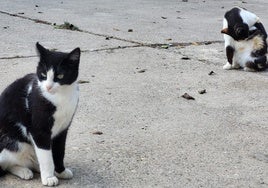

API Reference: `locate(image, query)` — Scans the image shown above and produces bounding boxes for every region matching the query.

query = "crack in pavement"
[0,10,223,60]
[0,10,144,46]
[0,55,37,60]
[0,45,142,60]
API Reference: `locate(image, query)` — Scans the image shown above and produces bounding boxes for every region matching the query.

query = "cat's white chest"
[233,40,255,66]
[41,83,79,138]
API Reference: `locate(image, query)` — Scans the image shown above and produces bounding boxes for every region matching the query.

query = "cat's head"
[36,42,80,94]
[221,23,249,41]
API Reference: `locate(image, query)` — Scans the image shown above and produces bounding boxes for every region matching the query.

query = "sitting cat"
[0,43,80,186]
[221,7,268,71]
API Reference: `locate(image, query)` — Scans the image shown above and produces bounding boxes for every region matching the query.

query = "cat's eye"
[57,74,64,79]
[41,73,47,78]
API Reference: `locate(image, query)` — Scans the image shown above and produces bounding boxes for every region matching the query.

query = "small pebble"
[198,89,206,94]
[181,93,195,100]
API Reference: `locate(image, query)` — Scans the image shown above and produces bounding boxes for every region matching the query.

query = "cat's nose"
[46,85,53,91]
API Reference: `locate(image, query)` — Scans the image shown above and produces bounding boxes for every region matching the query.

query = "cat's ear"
[221,28,229,34]
[36,42,48,56]
[68,48,81,62]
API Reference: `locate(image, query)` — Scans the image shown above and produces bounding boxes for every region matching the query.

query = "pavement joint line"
[0,40,223,60]
[0,10,144,46]
[0,10,223,51]
[0,55,37,60]
[0,45,142,60]
[0,41,223,60]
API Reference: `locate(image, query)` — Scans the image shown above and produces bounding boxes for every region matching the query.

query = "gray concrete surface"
[0,0,268,187]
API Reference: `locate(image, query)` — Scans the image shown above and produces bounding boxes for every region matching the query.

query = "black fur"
[52,129,68,173]
[36,42,80,86]
[226,46,234,65]
[224,7,249,40]
[0,74,35,153]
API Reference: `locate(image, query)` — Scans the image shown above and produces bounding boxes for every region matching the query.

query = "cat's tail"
[245,56,267,71]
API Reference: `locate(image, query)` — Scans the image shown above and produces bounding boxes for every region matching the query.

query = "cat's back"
[0,73,36,101]
[0,73,37,122]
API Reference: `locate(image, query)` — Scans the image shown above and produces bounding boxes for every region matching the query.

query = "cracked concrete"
[0,9,223,60]
[0,1,268,188]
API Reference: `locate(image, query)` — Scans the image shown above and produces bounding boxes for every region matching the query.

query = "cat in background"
[0,43,80,186]
[221,7,268,71]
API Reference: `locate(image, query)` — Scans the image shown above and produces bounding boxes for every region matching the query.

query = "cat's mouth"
[47,89,56,94]
[45,86,57,94]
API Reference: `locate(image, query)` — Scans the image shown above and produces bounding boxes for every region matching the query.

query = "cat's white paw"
[18,168,34,180]
[223,62,232,70]
[55,168,73,179]
[8,166,33,180]
[244,67,256,72]
[42,176,59,186]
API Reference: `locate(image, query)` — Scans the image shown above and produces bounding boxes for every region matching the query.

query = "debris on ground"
[181,93,195,100]
[78,80,90,84]
[54,22,81,31]
[34,19,51,24]
[181,56,190,60]
[92,131,103,135]
[137,69,147,73]
[161,45,169,49]
[208,71,215,75]
[198,89,206,94]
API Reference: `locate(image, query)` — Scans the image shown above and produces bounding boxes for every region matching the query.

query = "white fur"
[38,69,79,138]
[0,142,38,176]
[223,34,263,71]
[233,39,256,67]
[8,166,33,180]
[50,83,78,138]
[31,138,58,186]
[15,123,28,138]
[55,168,73,179]
[25,98,29,110]
[25,83,33,110]
[238,7,259,27]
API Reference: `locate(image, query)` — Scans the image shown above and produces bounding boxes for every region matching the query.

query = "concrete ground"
[0,0,268,187]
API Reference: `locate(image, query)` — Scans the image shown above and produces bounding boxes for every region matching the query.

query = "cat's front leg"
[31,135,59,186]
[223,46,235,70]
[52,129,73,179]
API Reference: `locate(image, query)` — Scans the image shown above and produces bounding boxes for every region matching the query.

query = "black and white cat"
[221,7,268,71]
[0,43,80,186]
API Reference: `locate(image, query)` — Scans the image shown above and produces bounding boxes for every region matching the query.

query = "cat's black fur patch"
[226,46,234,64]
[36,43,80,86]
[0,74,36,153]
[224,7,249,40]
